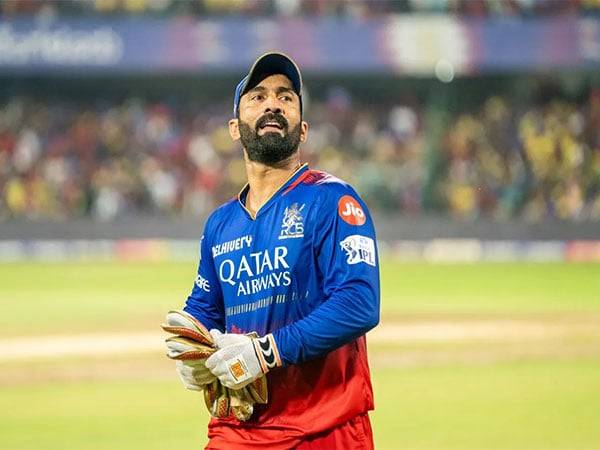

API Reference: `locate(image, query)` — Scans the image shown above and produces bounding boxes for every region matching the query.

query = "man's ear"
[299,120,309,143]
[229,118,240,141]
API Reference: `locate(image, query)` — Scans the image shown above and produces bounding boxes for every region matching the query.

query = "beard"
[238,113,301,166]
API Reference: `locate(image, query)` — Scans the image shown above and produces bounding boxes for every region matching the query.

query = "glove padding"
[164,312,217,390]
[162,310,268,421]
[162,310,213,345]
[205,330,282,390]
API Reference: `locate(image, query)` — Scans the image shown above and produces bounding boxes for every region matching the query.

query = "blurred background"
[1,1,600,449]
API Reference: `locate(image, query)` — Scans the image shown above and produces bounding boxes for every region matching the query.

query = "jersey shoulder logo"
[338,195,366,225]
[340,234,376,266]
[279,203,305,240]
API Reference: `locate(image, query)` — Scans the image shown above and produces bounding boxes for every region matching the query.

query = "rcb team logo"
[279,203,305,240]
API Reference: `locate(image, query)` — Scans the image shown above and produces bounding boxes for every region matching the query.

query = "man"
[174,52,380,449]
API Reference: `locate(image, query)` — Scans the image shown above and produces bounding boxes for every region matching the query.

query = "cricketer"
[165,52,380,450]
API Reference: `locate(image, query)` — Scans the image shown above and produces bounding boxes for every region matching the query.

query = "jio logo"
[337,195,366,225]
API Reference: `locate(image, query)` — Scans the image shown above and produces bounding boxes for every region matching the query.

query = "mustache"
[255,112,288,131]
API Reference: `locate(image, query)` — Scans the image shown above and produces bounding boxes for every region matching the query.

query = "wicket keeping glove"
[163,310,216,390]
[205,330,282,390]
[162,310,268,421]
[167,339,216,390]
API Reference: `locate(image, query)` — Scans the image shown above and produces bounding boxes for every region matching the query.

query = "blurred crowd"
[1,87,600,223]
[1,0,599,19]
[441,93,600,221]
[0,91,417,221]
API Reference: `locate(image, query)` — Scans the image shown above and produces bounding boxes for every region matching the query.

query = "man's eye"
[280,95,292,102]
[251,94,263,101]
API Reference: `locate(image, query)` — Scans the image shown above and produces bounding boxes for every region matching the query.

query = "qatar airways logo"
[218,246,291,296]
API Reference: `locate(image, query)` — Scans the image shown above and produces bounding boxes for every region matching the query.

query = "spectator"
[1,88,599,223]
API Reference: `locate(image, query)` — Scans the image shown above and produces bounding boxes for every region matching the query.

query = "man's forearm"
[272,283,379,366]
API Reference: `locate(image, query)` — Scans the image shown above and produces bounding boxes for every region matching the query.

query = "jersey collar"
[237,163,309,220]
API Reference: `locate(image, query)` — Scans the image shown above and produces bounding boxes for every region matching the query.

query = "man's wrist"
[252,333,282,373]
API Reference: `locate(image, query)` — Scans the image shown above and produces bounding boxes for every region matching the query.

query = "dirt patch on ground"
[2,314,599,385]
[368,340,600,369]
[0,353,174,387]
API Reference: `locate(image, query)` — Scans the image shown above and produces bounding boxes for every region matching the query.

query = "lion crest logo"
[279,203,305,240]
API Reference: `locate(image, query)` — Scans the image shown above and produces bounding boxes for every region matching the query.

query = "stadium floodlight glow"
[435,59,455,83]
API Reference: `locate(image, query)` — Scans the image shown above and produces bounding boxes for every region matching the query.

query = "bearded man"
[168,52,380,450]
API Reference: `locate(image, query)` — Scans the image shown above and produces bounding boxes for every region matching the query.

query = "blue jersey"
[183,163,380,442]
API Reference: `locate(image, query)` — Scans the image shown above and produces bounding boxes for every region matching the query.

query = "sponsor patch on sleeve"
[195,274,211,292]
[338,195,366,225]
[340,235,376,266]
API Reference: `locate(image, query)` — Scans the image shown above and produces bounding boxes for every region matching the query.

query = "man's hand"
[162,311,217,391]
[175,360,216,391]
[162,310,269,420]
[205,330,282,390]
[166,336,217,390]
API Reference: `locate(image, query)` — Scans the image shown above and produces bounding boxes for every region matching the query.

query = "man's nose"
[263,94,283,114]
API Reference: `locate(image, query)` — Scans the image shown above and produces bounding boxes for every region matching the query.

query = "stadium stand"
[1,86,599,222]
[0,0,597,19]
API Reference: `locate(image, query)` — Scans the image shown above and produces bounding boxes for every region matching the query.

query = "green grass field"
[1,260,600,449]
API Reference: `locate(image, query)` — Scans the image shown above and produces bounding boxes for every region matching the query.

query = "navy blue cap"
[233,52,303,117]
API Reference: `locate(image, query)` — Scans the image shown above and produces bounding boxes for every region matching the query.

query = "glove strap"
[252,334,282,373]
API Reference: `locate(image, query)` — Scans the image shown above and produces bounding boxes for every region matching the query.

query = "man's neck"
[244,153,302,217]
